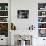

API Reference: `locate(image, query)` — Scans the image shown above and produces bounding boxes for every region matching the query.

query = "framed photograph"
[17,10,29,19]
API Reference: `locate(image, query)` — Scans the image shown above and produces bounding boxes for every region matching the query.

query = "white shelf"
[38,28,46,29]
[0,10,8,11]
[0,22,8,23]
[38,16,46,17]
[38,22,46,23]
[38,10,46,11]
[0,16,8,17]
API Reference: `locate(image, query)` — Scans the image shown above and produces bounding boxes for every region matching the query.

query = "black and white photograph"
[17,10,29,19]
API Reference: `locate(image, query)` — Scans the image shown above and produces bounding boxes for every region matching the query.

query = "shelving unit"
[38,10,46,11]
[0,16,8,17]
[38,3,46,37]
[0,3,8,37]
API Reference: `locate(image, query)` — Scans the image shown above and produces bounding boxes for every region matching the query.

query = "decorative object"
[15,35,32,46]
[38,11,46,16]
[19,35,32,45]
[0,11,8,16]
[38,17,46,22]
[39,29,46,37]
[38,23,46,28]
[0,3,8,10]
[5,6,8,10]
[11,23,16,30]
[29,25,35,30]
[42,12,45,15]
[38,3,46,10]
[0,17,8,22]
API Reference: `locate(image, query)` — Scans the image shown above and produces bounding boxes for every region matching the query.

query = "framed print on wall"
[17,10,29,19]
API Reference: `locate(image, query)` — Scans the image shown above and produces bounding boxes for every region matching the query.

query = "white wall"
[11,0,46,46]
[11,0,46,30]
[11,0,38,30]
